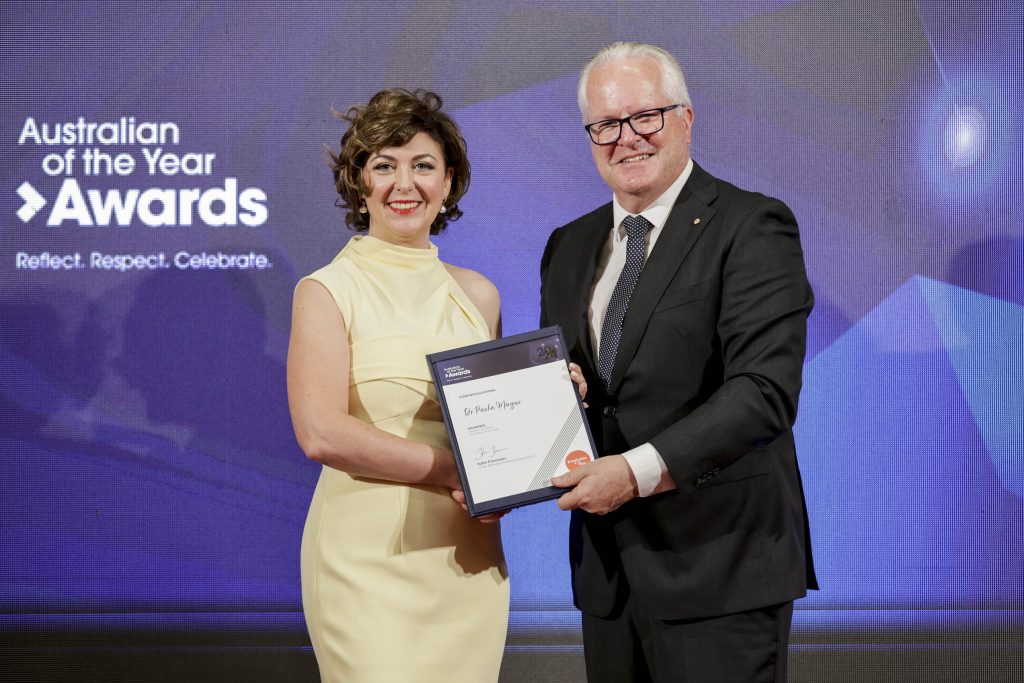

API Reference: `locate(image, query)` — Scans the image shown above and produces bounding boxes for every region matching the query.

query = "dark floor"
[3,616,1021,682]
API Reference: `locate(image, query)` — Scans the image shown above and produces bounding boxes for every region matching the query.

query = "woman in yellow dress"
[287,89,510,682]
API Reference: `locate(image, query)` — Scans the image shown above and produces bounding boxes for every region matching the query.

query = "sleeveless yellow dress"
[299,235,509,683]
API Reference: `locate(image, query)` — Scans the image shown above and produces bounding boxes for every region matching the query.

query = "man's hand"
[551,455,638,515]
[568,362,589,408]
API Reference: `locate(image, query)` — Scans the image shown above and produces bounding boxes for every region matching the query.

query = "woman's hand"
[568,362,588,408]
[451,488,507,524]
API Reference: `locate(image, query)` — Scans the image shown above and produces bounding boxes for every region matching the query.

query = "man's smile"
[619,152,653,164]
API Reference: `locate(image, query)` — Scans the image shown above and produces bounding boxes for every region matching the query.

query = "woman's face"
[361,131,453,248]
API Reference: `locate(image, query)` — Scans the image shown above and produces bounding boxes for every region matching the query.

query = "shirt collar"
[611,158,694,240]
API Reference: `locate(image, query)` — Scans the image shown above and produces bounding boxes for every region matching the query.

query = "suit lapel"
[566,205,611,376]
[606,164,719,394]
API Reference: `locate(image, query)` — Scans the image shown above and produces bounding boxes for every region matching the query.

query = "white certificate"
[427,326,597,517]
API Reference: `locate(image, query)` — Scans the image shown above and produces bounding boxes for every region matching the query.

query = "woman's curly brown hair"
[328,89,470,234]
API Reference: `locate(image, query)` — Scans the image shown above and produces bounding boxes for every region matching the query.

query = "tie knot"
[622,215,653,241]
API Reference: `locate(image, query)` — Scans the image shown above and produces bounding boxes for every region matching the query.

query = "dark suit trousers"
[582,588,794,683]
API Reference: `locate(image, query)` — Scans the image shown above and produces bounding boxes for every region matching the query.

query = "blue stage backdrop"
[1,1,1022,680]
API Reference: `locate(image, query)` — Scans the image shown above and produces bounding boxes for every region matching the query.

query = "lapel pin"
[693,218,700,225]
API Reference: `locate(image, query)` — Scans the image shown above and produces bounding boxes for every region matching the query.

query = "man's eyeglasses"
[584,104,683,145]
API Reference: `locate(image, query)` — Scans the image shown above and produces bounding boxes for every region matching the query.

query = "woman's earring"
[358,203,367,214]
[439,204,447,214]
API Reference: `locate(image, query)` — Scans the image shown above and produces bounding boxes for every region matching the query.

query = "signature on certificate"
[474,444,509,462]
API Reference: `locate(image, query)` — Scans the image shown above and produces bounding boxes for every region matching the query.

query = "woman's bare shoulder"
[443,263,500,328]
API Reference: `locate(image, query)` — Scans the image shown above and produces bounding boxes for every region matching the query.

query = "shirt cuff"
[620,443,668,497]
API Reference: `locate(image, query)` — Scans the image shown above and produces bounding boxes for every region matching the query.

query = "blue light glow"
[943,105,987,167]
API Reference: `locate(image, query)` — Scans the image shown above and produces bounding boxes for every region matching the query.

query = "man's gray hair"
[577,41,691,119]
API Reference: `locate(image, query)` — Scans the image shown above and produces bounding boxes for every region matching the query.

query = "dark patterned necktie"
[598,214,653,389]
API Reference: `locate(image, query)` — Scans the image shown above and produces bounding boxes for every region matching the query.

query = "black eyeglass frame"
[583,104,684,145]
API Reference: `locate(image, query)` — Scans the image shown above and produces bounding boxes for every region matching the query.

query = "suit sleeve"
[538,227,561,328]
[649,198,813,492]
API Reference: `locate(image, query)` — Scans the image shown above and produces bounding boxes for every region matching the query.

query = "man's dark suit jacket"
[540,162,817,621]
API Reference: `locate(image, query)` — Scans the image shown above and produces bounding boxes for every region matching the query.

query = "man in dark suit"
[542,42,817,682]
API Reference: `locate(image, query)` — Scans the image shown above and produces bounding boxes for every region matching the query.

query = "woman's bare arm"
[287,279,459,489]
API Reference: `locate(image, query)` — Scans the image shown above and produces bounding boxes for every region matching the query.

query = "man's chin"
[610,175,653,198]
[613,160,656,181]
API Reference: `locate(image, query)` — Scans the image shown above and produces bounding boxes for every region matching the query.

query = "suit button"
[602,406,616,417]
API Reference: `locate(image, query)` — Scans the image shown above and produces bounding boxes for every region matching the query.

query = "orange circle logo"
[565,450,592,470]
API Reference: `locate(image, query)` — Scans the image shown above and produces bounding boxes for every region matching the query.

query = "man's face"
[584,57,693,213]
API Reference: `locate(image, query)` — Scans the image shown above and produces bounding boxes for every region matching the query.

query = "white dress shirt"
[588,158,693,496]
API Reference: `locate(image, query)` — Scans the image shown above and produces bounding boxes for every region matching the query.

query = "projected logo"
[11,116,274,274]
[16,116,267,228]
[16,181,46,222]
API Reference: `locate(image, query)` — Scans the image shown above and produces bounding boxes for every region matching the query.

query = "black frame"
[426,325,598,517]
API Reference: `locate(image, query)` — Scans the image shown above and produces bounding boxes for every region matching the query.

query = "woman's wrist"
[427,446,460,489]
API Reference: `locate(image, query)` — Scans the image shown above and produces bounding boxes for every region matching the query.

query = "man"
[542,42,817,682]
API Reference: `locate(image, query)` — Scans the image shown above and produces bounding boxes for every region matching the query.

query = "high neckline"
[347,234,440,266]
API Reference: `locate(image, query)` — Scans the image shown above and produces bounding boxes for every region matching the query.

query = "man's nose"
[619,120,641,145]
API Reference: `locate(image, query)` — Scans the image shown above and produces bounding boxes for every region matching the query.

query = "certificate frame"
[427,325,598,517]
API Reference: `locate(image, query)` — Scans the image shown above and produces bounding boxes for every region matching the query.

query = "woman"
[287,89,509,682]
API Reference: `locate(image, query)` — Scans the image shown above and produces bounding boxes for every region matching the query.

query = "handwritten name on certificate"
[430,329,596,512]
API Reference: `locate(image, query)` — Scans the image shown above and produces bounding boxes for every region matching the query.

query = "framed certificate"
[427,325,598,517]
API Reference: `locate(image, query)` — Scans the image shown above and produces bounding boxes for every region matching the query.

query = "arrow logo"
[17,181,46,223]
